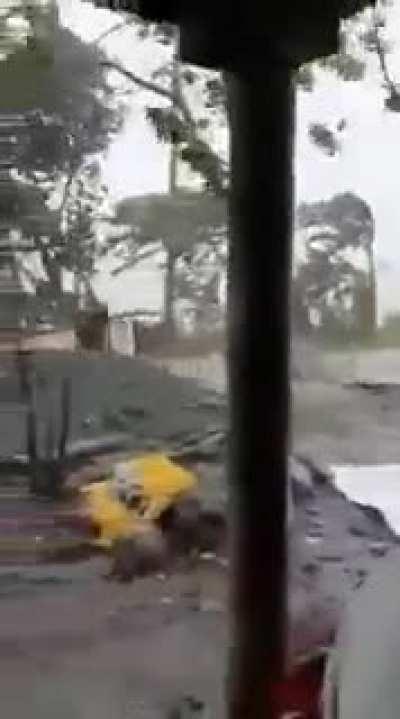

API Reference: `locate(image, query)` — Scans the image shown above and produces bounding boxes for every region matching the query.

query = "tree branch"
[101,60,228,194]
[373,15,398,97]
[91,16,138,47]
[101,60,176,103]
[59,169,76,214]
[376,35,396,94]
[111,245,161,275]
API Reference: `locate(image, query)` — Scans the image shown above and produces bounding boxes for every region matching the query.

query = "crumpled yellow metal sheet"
[80,453,197,548]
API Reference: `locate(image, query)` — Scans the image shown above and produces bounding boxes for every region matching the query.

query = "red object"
[270,655,325,718]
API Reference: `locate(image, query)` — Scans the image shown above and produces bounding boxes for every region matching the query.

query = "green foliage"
[298,192,374,248]
[203,77,227,114]
[92,1,400,170]
[308,123,340,157]
[145,106,186,143]
[295,193,375,338]
[111,190,227,260]
[0,7,127,296]
[0,0,55,67]
[180,140,227,194]
[0,11,125,179]
[4,162,107,295]
[318,53,366,81]
[296,64,314,92]
[144,100,228,195]
[105,191,227,330]
[153,21,176,45]
[60,164,106,279]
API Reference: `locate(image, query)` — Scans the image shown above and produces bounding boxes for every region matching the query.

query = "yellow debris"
[124,453,197,520]
[80,480,136,548]
[80,453,197,548]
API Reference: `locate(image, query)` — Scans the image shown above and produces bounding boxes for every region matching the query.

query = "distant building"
[91,235,228,355]
[91,242,167,356]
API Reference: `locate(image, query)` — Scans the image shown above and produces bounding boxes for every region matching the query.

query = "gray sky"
[59,0,400,322]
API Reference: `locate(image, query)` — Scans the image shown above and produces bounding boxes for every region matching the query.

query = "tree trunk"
[164,250,176,338]
[40,246,63,297]
[169,52,179,192]
[367,241,377,335]
[356,238,376,340]
[163,40,180,341]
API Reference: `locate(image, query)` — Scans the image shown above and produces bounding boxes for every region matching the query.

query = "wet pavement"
[0,558,228,719]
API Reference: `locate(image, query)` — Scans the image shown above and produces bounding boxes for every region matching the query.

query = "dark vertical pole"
[45,390,56,461]
[16,348,32,400]
[164,250,176,334]
[227,59,294,719]
[26,373,39,495]
[164,34,180,338]
[58,376,71,461]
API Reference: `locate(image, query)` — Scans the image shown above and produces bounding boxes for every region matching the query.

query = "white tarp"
[333,464,400,534]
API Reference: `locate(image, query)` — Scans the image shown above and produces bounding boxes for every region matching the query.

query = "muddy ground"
[293,380,400,465]
[0,351,227,458]
[1,468,398,719]
[2,349,400,464]
[2,349,400,717]
[0,558,228,718]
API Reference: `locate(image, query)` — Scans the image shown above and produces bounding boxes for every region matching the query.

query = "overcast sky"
[59,0,400,321]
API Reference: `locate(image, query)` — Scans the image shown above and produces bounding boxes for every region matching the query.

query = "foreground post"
[227,61,294,719]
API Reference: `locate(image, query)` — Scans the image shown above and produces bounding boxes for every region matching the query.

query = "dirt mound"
[0,351,227,458]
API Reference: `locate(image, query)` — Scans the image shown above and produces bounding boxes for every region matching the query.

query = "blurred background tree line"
[1,0,399,342]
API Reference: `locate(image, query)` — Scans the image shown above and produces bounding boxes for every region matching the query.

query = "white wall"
[92,250,166,318]
[109,318,136,357]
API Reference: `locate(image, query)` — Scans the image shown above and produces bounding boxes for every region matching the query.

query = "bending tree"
[90,0,400,183]
[295,192,376,340]
[107,190,227,333]
[5,166,107,299]
[0,4,128,294]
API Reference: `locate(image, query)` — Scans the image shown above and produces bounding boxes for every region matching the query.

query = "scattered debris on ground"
[4,350,400,716]
[343,381,400,395]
